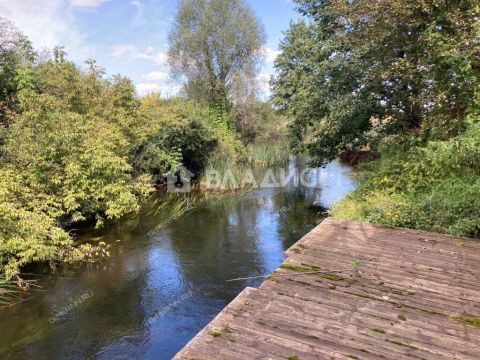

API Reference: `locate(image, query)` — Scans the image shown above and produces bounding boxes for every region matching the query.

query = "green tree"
[272,0,480,165]
[0,56,153,278]
[167,0,266,105]
[0,17,35,126]
[272,16,378,165]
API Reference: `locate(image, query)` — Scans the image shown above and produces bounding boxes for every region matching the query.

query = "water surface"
[0,160,354,360]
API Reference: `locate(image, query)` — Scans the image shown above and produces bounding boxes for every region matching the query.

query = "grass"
[200,140,291,191]
[0,276,32,308]
[319,273,345,281]
[246,141,291,166]
[201,159,255,191]
[144,190,249,234]
[332,123,480,239]
[386,339,418,350]
[208,327,236,342]
[351,259,362,273]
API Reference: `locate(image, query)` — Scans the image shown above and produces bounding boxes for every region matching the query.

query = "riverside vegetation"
[272,0,480,238]
[2,0,479,302]
[0,0,287,297]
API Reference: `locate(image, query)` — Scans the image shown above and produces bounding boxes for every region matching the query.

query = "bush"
[135,99,217,181]
[233,101,286,144]
[0,59,152,277]
[332,117,480,238]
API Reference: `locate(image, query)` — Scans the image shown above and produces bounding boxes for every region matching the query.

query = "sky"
[0,0,300,97]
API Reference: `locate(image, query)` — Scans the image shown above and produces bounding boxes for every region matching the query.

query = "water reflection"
[0,160,354,360]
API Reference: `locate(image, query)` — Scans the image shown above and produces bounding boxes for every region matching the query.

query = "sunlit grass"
[0,276,34,308]
[200,140,291,191]
[246,141,291,166]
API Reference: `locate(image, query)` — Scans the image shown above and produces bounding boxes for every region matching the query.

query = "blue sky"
[0,0,300,97]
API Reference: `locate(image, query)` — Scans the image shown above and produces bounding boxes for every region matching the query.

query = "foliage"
[168,0,266,104]
[0,12,286,282]
[0,56,153,278]
[332,116,480,238]
[0,169,76,279]
[0,17,35,127]
[233,101,287,144]
[272,0,480,165]
[272,14,377,165]
[4,60,152,224]
[135,97,218,179]
[273,0,480,238]
[200,101,290,191]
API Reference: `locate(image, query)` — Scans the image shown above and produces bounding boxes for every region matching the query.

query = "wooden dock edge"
[174,287,258,359]
[173,217,480,360]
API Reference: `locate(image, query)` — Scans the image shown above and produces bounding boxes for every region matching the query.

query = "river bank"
[0,160,355,360]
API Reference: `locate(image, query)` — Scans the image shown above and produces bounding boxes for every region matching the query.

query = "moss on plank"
[279,263,319,273]
[208,327,232,338]
[452,315,480,327]
[387,339,418,350]
[320,273,345,281]
[419,308,443,315]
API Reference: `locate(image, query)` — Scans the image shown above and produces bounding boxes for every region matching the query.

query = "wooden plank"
[174,218,480,360]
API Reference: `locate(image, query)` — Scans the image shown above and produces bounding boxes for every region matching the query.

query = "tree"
[272,15,378,165]
[0,17,35,126]
[272,0,480,165]
[167,0,266,105]
[0,56,153,278]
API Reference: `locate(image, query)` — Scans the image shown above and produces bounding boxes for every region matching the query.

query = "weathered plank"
[174,218,480,360]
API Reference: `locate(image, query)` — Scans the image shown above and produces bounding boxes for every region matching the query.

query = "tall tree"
[0,17,35,125]
[168,0,266,105]
[272,0,480,165]
[272,10,378,165]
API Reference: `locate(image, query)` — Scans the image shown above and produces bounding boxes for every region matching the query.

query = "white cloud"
[110,44,168,66]
[69,0,108,8]
[136,82,180,97]
[130,0,141,7]
[261,46,280,63]
[110,44,137,58]
[0,0,84,52]
[136,83,160,95]
[141,71,169,81]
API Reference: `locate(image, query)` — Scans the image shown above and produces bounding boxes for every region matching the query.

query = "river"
[0,159,355,360]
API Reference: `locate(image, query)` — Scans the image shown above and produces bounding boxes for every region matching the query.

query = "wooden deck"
[174,218,480,359]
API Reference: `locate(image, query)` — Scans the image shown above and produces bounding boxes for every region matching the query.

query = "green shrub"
[333,118,480,238]
[0,59,152,277]
[246,141,290,166]
[233,101,287,144]
[135,97,219,179]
